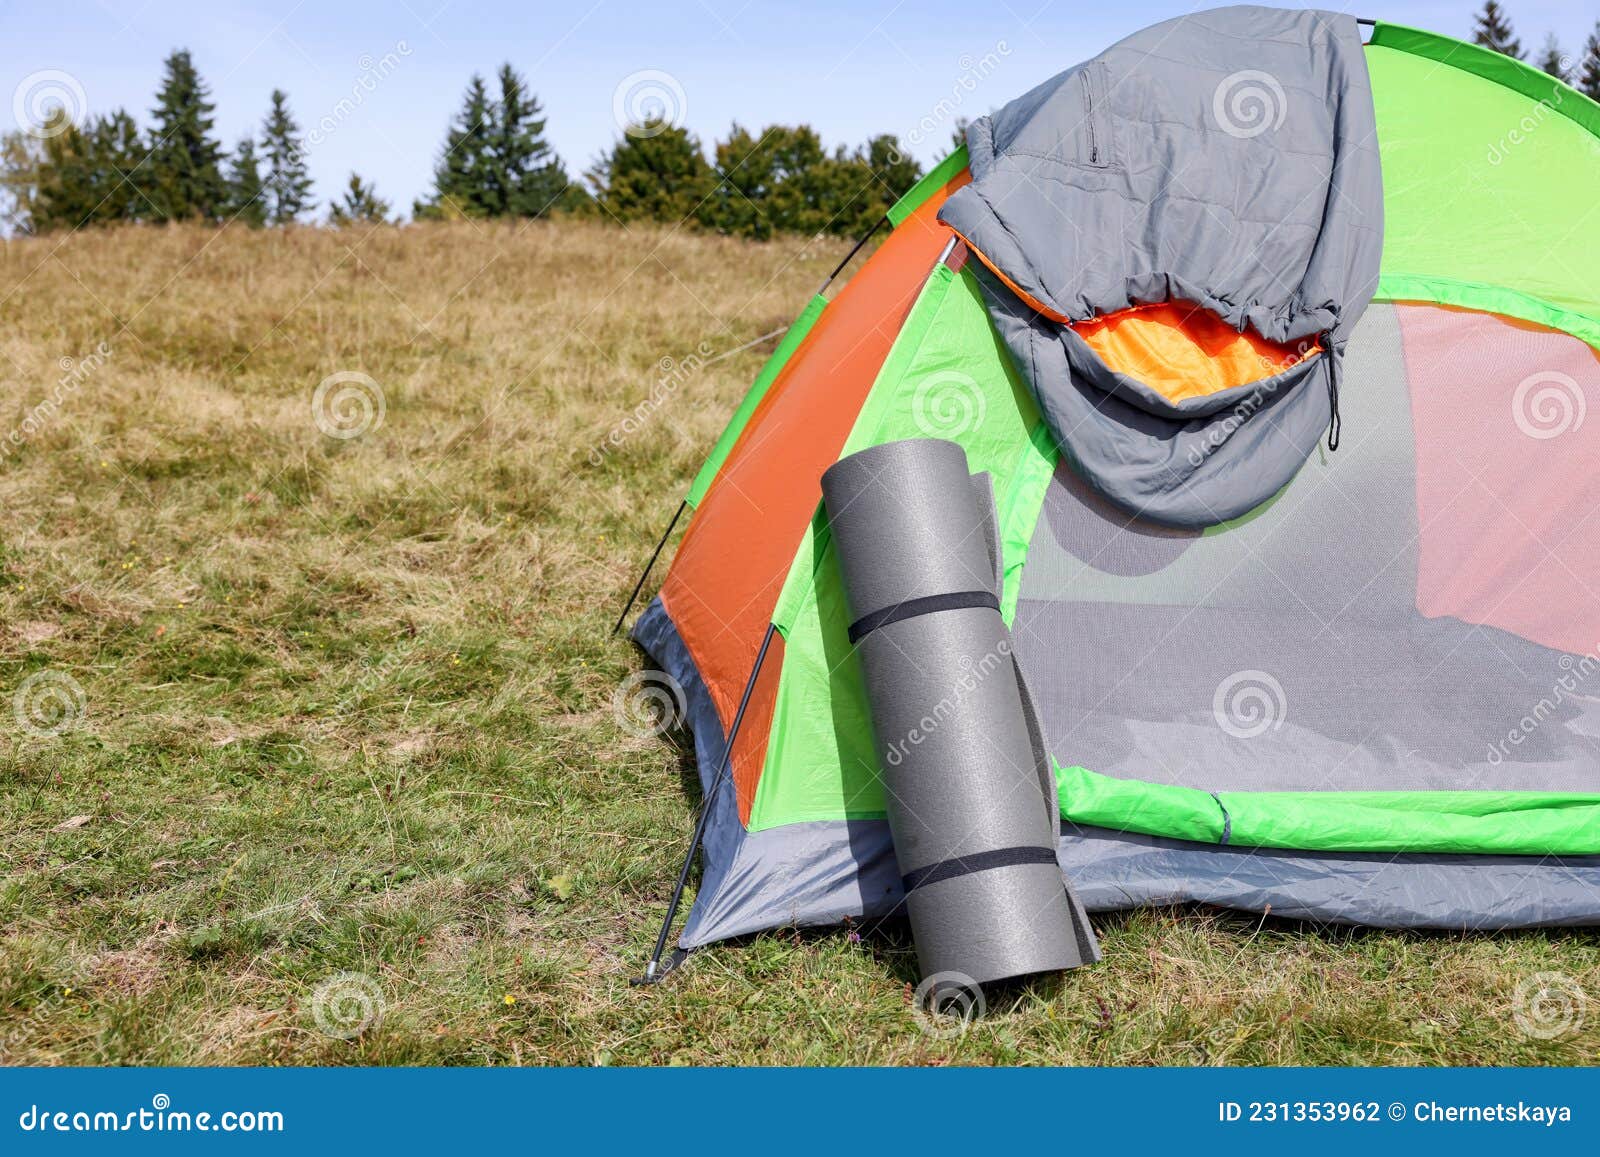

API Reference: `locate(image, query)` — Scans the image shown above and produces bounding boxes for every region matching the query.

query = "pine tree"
[327,173,391,225]
[6,109,145,232]
[30,114,97,230]
[761,127,835,235]
[415,75,495,219]
[226,136,267,227]
[705,124,796,240]
[261,90,312,224]
[588,121,714,226]
[1537,33,1570,81]
[802,136,920,239]
[492,63,573,217]
[1580,22,1600,102]
[708,124,840,238]
[85,111,147,224]
[145,49,227,220]
[1472,1,1524,59]
[703,125,922,239]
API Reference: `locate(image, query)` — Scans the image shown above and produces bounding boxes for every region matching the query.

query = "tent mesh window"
[1015,302,1600,823]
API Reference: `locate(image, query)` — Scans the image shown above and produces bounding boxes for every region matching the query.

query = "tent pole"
[611,499,686,638]
[634,621,778,984]
[816,215,888,295]
[608,328,789,639]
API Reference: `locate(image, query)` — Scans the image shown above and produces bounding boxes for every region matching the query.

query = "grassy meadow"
[0,218,1596,1065]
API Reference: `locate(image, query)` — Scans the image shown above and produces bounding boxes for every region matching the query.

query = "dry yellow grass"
[0,218,1596,1065]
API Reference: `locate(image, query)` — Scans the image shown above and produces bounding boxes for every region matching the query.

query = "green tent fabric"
[1368,23,1600,352]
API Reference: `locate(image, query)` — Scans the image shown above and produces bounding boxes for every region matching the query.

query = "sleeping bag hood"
[938,5,1384,527]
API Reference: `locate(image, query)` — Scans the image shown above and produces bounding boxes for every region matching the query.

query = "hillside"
[0,220,1594,1064]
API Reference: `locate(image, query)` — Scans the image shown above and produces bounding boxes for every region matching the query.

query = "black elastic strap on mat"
[848,590,1000,644]
[901,845,1060,893]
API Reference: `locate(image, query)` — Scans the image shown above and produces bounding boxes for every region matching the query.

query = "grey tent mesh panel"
[1011,305,1600,797]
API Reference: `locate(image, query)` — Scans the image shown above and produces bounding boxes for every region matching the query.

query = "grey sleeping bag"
[938,5,1384,527]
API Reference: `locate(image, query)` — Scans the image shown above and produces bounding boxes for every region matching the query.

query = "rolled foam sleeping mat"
[821,438,1099,986]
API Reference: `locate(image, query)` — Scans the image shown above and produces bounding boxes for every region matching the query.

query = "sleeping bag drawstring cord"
[1324,334,1342,452]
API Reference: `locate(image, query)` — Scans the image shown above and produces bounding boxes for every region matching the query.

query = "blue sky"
[3,1,1595,216]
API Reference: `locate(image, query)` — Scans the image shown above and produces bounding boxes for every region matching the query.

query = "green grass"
[0,218,1597,1065]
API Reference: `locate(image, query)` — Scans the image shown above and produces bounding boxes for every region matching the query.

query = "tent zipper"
[1080,70,1101,165]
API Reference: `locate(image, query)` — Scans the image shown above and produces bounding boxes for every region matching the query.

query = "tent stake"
[634,622,778,985]
[611,500,686,638]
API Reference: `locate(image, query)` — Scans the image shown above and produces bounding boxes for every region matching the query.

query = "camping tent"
[625,9,1600,965]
